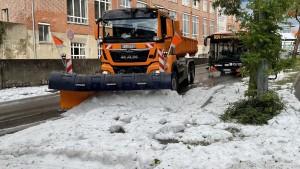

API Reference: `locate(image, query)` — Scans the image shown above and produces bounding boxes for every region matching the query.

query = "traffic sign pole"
[66,28,74,60]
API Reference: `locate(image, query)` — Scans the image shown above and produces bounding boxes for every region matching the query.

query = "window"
[182,13,190,37]
[169,10,177,20]
[182,0,189,6]
[192,15,199,39]
[2,8,8,22]
[38,23,50,42]
[210,20,214,35]
[120,0,131,8]
[95,0,111,19]
[71,43,86,59]
[203,17,207,38]
[203,0,207,12]
[210,0,214,13]
[217,14,226,32]
[169,0,177,3]
[67,0,88,24]
[193,0,199,8]
[137,1,147,7]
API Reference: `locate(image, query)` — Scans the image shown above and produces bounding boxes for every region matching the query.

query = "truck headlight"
[102,71,110,74]
[153,36,159,41]
[150,70,160,74]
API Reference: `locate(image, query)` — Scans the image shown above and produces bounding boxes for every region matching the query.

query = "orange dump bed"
[174,36,198,56]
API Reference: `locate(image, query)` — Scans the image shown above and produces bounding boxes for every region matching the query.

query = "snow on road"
[0,86,55,103]
[0,76,300,168]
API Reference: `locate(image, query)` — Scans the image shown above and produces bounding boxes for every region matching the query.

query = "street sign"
[66,28,74,41]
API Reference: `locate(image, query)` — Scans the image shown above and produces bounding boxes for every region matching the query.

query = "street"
[295,74,300,101]
[0,64,242,131]
[0,94,60,130]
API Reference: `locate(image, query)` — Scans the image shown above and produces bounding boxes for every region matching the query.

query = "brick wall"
[0,0,96,35]
[0,0,31,28]
[0,0,217,44]
[0,0,228,59]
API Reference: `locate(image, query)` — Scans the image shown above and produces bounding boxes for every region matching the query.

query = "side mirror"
[204,35,212,46]
[96,18,103,24]
[94,24,100,40]
[94,18,103,40]
[204,37,208,46]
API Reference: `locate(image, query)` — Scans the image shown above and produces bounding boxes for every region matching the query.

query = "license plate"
[223,69,231,72]
[121,44,136,49]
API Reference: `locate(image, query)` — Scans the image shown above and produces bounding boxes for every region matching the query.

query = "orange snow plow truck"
[49,6,198,111]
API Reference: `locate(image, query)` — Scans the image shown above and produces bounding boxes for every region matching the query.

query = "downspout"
[32,0,37,59]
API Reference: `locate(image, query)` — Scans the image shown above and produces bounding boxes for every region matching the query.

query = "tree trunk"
[293,24,300,58]
[293,10,300,58]
[247,66,258,97]
[257,60,268,98]
[255,12,268,99]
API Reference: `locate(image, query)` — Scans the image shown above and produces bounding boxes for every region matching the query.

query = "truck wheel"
[189,64,195,84]
[171,71,178,91]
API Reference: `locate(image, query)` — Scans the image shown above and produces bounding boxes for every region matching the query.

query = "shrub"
[221,91,285,125]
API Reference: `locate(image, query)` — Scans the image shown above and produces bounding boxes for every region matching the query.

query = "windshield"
[103,18,158,43]
[210,41,245,61]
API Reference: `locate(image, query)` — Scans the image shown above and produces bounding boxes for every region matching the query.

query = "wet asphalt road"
[0,94,60,130]
[0,65,298,132]
[0,65,242,131]
[179,64,242,94]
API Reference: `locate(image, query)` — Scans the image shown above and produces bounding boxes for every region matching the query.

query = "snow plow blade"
[49,71,172,91]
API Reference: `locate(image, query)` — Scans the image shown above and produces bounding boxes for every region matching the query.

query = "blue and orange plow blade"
[49,71,172,111]
[59,91,95,111]
[49,71,172,91]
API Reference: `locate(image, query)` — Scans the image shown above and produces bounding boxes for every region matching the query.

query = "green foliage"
[221,91,285,125]
[272,57,297,75]
[150,158,161,167]
[212,0,242,16]
[154,159,161,164]
[274,57,300,85]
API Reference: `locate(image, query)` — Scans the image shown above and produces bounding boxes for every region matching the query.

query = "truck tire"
[189,64,195,84]
[171,71,178,91]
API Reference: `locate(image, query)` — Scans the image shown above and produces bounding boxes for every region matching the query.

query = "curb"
[293,72,300,87]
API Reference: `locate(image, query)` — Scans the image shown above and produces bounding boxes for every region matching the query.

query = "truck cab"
[97,7,175,75]
[95,6,197,90]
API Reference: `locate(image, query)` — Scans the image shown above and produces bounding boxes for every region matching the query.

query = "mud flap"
[49,71,172,91]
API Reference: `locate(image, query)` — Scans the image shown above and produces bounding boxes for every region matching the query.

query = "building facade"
[0,0,237,59]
